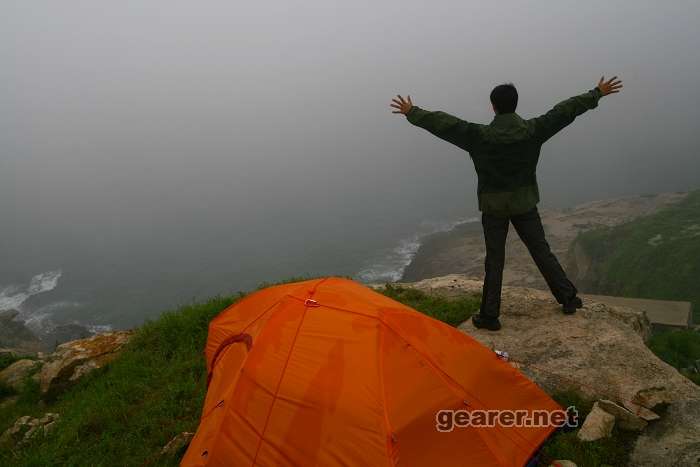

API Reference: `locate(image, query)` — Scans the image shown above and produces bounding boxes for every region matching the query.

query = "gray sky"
[2,1,700,312]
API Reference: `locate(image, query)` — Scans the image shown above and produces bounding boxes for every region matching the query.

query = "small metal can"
[494,350,510,361]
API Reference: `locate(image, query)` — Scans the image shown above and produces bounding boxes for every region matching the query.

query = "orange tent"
[182,277,560,467]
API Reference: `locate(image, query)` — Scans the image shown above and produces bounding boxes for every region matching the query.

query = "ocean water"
[356,217,478,283]
[0,216,473,334]
[0,270,62,311]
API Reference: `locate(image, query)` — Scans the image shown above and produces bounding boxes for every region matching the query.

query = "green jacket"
[406,88,603,216]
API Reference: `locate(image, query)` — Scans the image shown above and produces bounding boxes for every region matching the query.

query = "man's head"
[490,83,518,114]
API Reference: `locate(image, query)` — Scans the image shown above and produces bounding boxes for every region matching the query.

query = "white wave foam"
[86,324,114,334]
[356,216,478,283]
[22,312,53,333]
[0,270,113,336]
[18,301,82,333]
[0,270,62,311]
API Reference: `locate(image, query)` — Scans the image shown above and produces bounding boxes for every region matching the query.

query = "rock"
[0,396,19,410]
[389,275,700,463]
[0,359,41,391]
[0,395,19,410]
[549,461,577,467]
[577,402,615,441]
[0,310,18,321]
[623,401,661,422]
[0,415,32,446]
[0,310,43,354]
[42,420,58,436]
[38,330,133,397]
[39,324,92,351]
[161,431,194,457]
[597,399,647,431]
[630,399,700,466]
[0,412,60,447]
[392,275,699,408]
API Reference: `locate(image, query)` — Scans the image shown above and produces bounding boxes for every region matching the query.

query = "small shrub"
[0,381,16,399]
[649,329,700,370]
[0,353,21,372]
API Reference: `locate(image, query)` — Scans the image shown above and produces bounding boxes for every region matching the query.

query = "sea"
[0,217,479,336]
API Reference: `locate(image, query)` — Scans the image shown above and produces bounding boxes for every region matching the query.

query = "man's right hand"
[597,76,623,96]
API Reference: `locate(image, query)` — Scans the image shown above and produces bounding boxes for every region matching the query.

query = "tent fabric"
[182,277,560,467]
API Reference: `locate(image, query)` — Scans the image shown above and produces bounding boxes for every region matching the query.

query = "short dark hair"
[490,83,518,114]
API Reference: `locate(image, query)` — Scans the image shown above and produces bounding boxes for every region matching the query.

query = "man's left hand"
[390,95,413,115]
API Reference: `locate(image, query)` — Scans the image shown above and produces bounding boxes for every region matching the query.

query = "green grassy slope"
[571,190,700,384]
[0,282,632,466]
[0,295,240,466]
[572,189,700,320]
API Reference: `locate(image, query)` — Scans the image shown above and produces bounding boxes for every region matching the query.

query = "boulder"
[0,310,43,354]
[577,402,615,441]
[388,275,700,464]
[38,330,133,397]
[597,399,647,431]
[0,396,19,410]
[161,431,194,457]
[549,461,577,467]
[391,275,699,408]
[629,400,700,467]
[39,324,92,351]
[0,359,41,391]
[0,413,60,447]
[0,310,18,320]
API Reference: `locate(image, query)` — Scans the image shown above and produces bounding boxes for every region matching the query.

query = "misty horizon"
[2,1,699,328]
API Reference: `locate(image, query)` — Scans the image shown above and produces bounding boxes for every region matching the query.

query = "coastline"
[355,218,476,284]
[399,192,689,288]
[400,219,482,282]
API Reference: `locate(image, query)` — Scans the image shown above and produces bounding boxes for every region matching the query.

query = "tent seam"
[250,277,327,466]
[204,286,315,464]
[377,319,396,467]
[379,320,529,465]
[249,300,309,466]
[302,300,535,459]
[207,296,288,373]
[203,297,289,465]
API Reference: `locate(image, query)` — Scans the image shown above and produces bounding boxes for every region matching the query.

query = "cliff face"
[566,190,700,320]
[389,274,700,466]
[2,274,699,465]
[0,311,42,354]
[0,310,95,355]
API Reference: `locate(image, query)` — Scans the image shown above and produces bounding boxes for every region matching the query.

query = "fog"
[2,1,699,327]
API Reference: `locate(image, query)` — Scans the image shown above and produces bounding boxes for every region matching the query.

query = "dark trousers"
[480,207,577,319]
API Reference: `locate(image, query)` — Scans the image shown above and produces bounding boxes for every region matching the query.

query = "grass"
[0,280,634,466]
[649,329,700,385]
[0,295,240,466]
[571,189,700,385]
[380,283,480,326]
[649,329,700,368]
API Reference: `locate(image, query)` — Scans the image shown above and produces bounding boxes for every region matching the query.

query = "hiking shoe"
[562,296,583,315]
[471,314,501,331]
